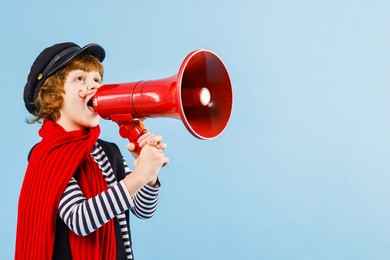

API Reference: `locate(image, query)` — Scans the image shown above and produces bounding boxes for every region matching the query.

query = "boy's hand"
[123,142,169,195]
[127,132,167,159]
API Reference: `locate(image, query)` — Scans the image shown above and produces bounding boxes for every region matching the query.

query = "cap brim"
[46,43,105,77]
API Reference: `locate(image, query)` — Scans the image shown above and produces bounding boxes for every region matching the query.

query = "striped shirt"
[58,142,160,259]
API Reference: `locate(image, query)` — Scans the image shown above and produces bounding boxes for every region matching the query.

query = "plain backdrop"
[1,0,390,259]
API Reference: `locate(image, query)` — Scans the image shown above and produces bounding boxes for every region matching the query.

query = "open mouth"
[86,96,95,112]
[87,98,94,108]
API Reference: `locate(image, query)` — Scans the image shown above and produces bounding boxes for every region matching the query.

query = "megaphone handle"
[117,120,147,154]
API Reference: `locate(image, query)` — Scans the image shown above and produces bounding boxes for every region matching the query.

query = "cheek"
[64,82,84,99]
[62,93,83,111]
[70,89,84,102]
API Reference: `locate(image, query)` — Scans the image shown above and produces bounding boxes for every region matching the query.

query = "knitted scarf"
[15,119,116,259]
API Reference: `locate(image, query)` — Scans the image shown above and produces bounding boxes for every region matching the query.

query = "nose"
[79,79,100,98]
[88,80,100,91]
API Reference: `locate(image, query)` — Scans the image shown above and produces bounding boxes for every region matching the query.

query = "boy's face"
[57,69,102,131]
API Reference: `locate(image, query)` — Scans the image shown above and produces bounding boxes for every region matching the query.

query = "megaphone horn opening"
[178,49,233,140]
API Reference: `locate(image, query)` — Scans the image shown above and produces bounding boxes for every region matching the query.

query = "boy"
[16,42,169,259]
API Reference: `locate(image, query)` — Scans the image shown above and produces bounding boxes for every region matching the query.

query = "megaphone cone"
[92,49,233,152]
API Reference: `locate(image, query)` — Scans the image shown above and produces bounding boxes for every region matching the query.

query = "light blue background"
[1,0,390,259]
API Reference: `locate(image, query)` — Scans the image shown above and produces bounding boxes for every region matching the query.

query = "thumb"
[127,143,136,151]
[127,143,139,158]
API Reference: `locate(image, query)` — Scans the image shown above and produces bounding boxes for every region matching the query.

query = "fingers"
[127,132,167,160]
[155,147,169,167]
[141,144,169,167]
[161,155,169,167]
[137,132,152,144]
[138,132,165,149]
[156,142,167,151]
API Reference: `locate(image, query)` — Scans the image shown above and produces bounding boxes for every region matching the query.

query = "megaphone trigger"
[116,119,147,154]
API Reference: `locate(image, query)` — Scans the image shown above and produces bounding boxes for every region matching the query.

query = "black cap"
[23,42,105,115]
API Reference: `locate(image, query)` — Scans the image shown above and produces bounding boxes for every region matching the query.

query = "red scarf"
[15,119,116,259]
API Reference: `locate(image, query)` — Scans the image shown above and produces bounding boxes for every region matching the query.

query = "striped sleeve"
[58,177,133,236]
[122,158,160,219]
[58,157,161,236]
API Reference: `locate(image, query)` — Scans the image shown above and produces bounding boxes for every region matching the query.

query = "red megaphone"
[91,49,233,153]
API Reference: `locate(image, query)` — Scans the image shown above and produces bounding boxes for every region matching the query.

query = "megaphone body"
[91,49,233,153]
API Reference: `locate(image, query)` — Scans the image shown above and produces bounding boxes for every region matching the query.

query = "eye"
[75,75,85,82]
[94,77,102,83]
